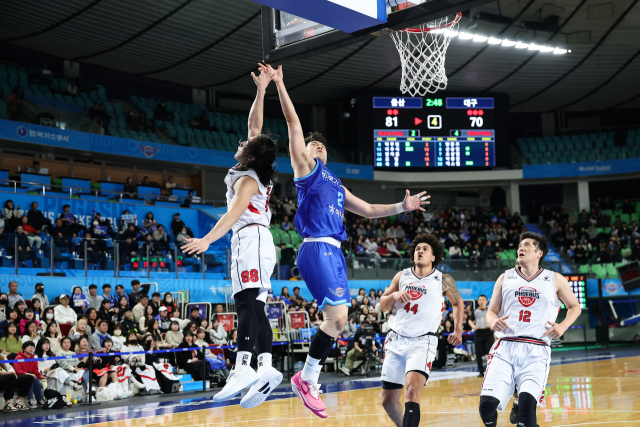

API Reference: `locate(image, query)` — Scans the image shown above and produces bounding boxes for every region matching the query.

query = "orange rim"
[402,12,462,33]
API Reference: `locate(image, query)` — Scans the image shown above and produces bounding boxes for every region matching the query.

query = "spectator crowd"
[0,279,238,411]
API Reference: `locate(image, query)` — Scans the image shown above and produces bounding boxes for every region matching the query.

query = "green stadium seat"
[605,263,618,278]
[591,264,607,279]
[578,264,590,274]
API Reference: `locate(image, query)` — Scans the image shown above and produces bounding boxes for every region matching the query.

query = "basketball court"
[2,348,637,427]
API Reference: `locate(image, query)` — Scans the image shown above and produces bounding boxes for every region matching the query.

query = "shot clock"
[371,95,503,170]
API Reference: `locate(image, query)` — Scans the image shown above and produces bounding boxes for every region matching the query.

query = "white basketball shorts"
[381,332,438,387]
[480,337,551,410]
[230,225,276,303]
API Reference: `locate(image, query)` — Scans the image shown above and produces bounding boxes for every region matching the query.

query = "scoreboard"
[563,275,587,309]
[371,96,499,170]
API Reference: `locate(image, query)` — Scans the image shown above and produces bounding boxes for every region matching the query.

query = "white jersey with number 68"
[496,267,561,345]
[387,267,444,338]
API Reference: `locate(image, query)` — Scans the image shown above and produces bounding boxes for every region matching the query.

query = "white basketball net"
[389,13,461,96]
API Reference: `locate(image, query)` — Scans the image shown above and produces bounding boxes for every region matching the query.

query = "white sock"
[257,353,272,374]
[237,351,252,370]
[300,355,322,383]
[513,398,519,405]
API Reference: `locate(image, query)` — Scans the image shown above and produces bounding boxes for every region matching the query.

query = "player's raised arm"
[181,176,258,255]
[486,273,508,331]
[247,64,271,139]
[344,188,430,219]
[263,63,313,178]
[544,273,582,339]
[379,272,406,312]
[442,274,463,346]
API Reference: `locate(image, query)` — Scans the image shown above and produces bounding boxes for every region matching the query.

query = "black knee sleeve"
[402,402,420,427]
[308,329,335,361]
[479,395,500,426]
[517,392,537,427]
[234,289,260,352]
[254,300,272,354]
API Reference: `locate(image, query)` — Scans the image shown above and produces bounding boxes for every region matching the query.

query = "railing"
[0,178,227,207]
[1,236,229,279]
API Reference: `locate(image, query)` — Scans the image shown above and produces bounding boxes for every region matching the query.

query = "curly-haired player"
[379,233,464,427]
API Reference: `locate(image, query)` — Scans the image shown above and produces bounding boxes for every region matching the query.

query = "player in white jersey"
[181,67,282,408]
[479,232,581,427]
[379,234,464,427]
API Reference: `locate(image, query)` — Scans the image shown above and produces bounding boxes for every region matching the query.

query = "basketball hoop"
[389,12,462,96]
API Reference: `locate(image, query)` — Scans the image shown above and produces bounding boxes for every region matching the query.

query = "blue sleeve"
[293,159,320,199]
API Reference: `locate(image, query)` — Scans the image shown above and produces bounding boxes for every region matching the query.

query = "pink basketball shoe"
[291,372,327,418]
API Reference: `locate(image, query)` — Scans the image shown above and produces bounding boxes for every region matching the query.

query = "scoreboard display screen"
[371,95,505,170]
[563,275,587,309]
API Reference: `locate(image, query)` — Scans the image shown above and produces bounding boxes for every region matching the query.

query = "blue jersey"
[294,159,347,242]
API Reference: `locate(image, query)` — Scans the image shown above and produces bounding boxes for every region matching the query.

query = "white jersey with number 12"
[496,267,561,345]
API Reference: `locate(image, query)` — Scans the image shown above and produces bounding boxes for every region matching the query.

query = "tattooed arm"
[442,274,464,346]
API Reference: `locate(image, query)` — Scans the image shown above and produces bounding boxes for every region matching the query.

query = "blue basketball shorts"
[297,241,351,310]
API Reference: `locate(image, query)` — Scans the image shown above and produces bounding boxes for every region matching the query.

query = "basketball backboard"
[261,0,497,64]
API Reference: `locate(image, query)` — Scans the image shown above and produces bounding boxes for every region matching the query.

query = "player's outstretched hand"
[402,189,430,212]
[447,330,463,346]
[261,62,283,83]
[491,315,510,332]
[393,291,411,304]
[180,237,210,255]
[251,63,272,91]
[543,321,567,339]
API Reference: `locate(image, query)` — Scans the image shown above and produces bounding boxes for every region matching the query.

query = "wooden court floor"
[86,356,640,427]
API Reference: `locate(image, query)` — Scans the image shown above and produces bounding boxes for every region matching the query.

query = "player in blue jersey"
[263,63,429,418]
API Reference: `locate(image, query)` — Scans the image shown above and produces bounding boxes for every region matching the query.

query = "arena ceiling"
[1,0,639,112]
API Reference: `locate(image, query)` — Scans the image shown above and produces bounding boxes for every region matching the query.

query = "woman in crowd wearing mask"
[31,283,49,307]
[162,292,176,315]
[21,321,40,346]
[43,322,63,354]
[19,309,39,336]
[72,287,90,313]
[36,339,82,406]
[0,293,9,321]
[165,321,183,348]
[110,324,126,351]
[0,308,19,337]
[307,307,322,329]
[39,307,57,333]
[209,316,227,345]
[0,323,22,355]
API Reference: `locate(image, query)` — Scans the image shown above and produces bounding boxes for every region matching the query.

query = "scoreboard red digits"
[372,96,497,170]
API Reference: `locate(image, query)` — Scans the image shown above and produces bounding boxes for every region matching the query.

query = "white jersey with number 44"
[496,267,561,345]
[387,267,444,338]
[224,166,272,234]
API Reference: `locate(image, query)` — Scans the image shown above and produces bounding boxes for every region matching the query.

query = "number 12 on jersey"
[519,310,531,322]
